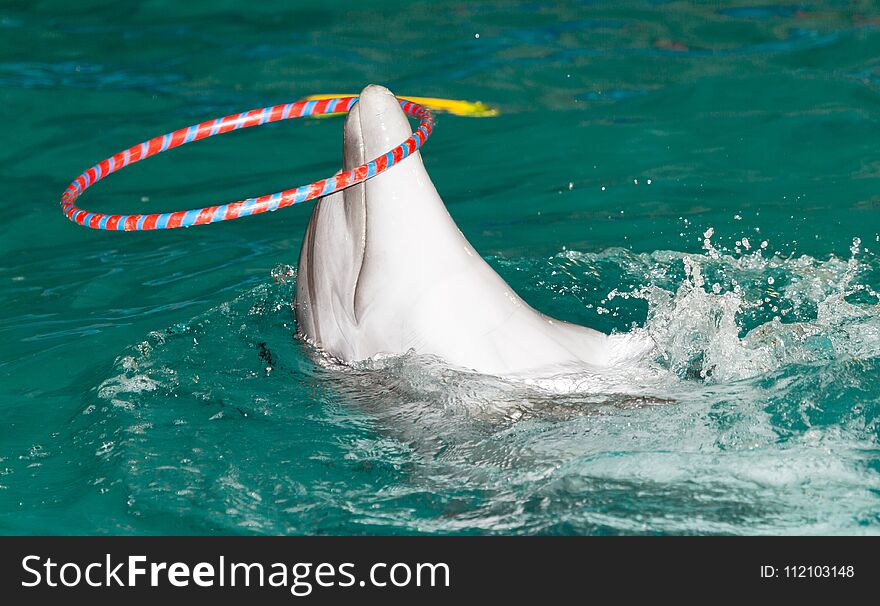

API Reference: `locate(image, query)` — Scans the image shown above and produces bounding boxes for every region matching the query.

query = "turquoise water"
[2,1,880,535]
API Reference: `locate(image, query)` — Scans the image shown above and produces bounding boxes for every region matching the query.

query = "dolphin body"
[295,85,651,377]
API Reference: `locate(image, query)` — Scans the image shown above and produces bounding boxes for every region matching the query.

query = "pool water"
[1,1,879,535]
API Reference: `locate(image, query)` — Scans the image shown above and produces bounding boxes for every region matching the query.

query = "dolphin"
[295,84,653,377]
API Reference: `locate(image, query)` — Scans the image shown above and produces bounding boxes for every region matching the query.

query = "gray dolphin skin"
[295,84,652,377]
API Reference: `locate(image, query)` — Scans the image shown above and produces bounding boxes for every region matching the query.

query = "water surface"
[1,0,879,534]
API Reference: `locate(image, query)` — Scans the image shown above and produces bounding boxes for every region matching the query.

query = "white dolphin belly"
[295,85,652,377]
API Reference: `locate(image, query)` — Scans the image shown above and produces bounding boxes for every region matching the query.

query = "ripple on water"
[64,236,880,534]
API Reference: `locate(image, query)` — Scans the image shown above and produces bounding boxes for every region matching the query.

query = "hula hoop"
[60,96,434,230]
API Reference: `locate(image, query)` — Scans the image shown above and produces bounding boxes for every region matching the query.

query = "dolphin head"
[296,84,650,376]
[337,84,453,239]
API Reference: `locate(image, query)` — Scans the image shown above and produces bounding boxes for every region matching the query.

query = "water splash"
[586,233,880,383]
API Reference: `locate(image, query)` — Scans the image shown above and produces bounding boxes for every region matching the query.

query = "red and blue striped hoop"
[60,96,434,230]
